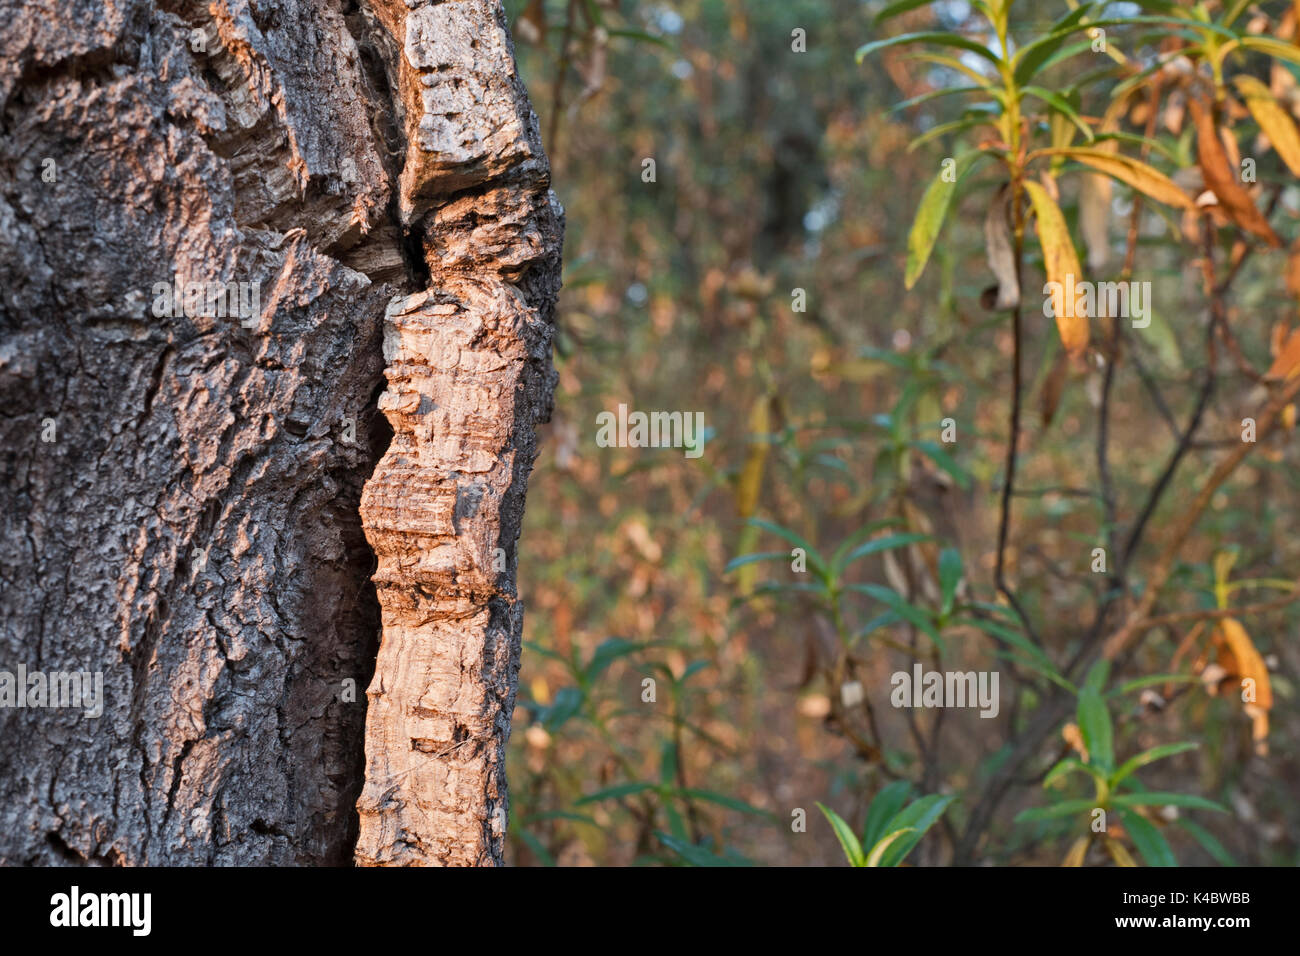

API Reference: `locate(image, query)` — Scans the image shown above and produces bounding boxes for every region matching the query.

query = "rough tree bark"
[0,0,560,867]
[353,0,562,867]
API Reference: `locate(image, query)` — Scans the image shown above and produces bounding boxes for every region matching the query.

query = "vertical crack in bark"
[354,0,563,866]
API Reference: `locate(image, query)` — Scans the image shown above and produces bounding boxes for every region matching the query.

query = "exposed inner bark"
[354,0,563,867]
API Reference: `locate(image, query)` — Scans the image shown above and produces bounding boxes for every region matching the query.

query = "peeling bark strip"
[355,0,562,866]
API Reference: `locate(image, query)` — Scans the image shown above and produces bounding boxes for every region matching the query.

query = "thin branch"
[1121,223,1224,569]
[1133,585,1300,637]
[994,185,1043,648]
[1129,346,1183,439]
[1103,373,1300,661]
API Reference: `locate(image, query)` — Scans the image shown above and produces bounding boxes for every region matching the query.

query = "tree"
[0,0,561,867]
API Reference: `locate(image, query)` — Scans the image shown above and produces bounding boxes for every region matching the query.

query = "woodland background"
[502,0,1300,867]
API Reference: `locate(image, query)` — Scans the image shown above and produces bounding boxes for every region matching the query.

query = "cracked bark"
[0,0,560,867]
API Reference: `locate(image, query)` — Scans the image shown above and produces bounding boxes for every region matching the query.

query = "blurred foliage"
[502,0,1300,866]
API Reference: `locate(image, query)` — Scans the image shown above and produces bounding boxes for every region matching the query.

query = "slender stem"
[994,181,1041,648]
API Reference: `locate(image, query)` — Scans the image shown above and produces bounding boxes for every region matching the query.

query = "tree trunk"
[0,0,560,868]
[352,0,562,867]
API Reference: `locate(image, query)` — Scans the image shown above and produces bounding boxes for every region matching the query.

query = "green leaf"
[583,637,645,682]
[1118,808,1177,867]
[904,51,996,89]
[856,32,1003,67]
[1108,673,1198,696]
[999,650,1079,693]
[817,803,865,866]
[907,116,994,153]
[1011,3,1097,86]
[574,781,656,805]
[679,789,775,820]
[676,659,712,686]
[912,440,973,489]
[828,517,905,570]
[1022,85,1094,142]
[723,551,793,574]
[1043,757,1104,788]
[862,780,913,850]
[849,583,945,651]
[1222,0,1254,28]
[904,166,959,290]
[1177,819,1237,866]
[876,794,954,867]
[1083,658,1110,693]
[742,580,826,600]
[887,85,987,115]
[1076,686,1114,771]
[664,800,689,841]
[746,518,827,577]
[541,685,585,731]
[836,532,931,572]
[655,833,750,867]
[1035,38,1103,77]
[874,0,940,25]
[1111,792,1227,813]
[1015,798,1099,823]
[659,739,677,788]
[964,615,1065,684]
[865,827,916,867]
[853,610,902,642]
[1111,742,1198,787]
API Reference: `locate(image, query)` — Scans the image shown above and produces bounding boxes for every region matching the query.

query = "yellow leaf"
[1189,96,1282,247]
[1217,617,1273,710]
[1235,74,1300,177]
[1025,180,1090,358]
[1104,837,1137,867]
[1215,616,1273,756]
[1035,147,1195,210]
[1265,327,1300,381]
[1062,836,1089,867]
